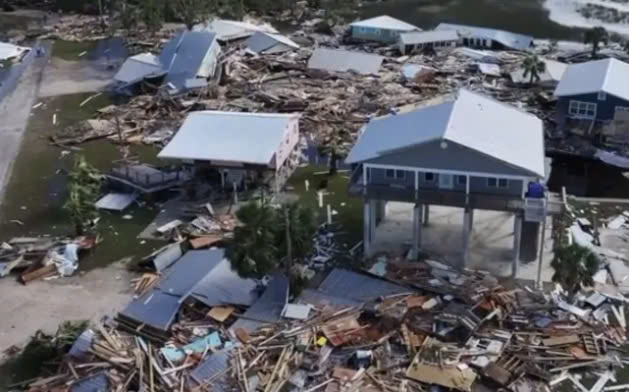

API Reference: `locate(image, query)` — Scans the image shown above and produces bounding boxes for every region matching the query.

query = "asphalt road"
[0,43,49,203]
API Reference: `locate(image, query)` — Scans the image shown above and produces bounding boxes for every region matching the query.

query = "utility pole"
[285,206,292,274]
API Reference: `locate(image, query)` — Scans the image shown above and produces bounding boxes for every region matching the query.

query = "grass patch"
[288,166,363,249]
[0,92,161,269]
[51,40,99,61]
[0,14,32,33]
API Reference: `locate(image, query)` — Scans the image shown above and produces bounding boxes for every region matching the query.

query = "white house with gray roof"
[346,89,559,270]
[398,30,460,55]
[435,23,533,51]
[349,15,421,44]
[158,111,301,190]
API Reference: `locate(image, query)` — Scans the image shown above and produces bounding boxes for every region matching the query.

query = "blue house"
[349,15,421,44]
[554,58,629,125]
[345,89,560,272]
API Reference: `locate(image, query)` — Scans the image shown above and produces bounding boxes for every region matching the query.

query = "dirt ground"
[0,261,135,357]
[38,57,118,98]
[0,40,138,360]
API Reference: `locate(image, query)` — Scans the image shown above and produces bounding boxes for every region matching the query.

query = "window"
[385,169,406,179]
[488,178,509,188]
[457,175,467,185]
[568,100,596,119]
[616,106,629,113]
[598,91,607,101]
[424,172,435,182]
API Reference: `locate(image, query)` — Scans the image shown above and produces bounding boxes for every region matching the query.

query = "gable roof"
[245,32,299,54]
[553,58,629,101]
[350,15,420,31]
[158,111,299,165]
[159,31,218,90]
[196,19,278,42]
[308,48,384,75]
[345,89,545,177]
[399,30,459,45]
[114,53,165,84]
[436,23,533,51]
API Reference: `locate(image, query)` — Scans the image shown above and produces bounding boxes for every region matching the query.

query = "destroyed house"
[398,30,459,55]
[194,19,278,43]
[554,58,629,124]
[346,89,555,265]
[510,57,566,87]
[113,31,220,92]
[435,23,533,51]
[158,111,300,190]
[349,15,421,44]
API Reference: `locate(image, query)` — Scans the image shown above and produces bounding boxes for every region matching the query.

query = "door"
[439,174,454,189]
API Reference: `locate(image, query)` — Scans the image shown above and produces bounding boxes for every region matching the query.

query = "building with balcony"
[346,89,561,275]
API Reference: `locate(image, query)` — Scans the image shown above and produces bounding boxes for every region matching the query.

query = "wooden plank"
[207,306,235,322]
[543,335,580,347]
[21,264,56,283]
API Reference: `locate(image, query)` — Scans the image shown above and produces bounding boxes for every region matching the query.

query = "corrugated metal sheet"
[308,48,383,75]
[316,268,411,303]
[190,346,234,390]
[159,31,218,90]
[350,15,419,31]
[345,89,545,178]
[113,53,163,84]
[399,30,459,45]
[298,288,363,308]
[229,274,288,332]
[190,257,258,307]
[158,249,223,296]
[554,58,629,101]
[70,372,110,392]
[246,32,299,54]
[436,23,533,51]
[158,111,298,165]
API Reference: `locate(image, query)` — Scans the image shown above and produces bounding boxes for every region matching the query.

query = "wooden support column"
[363,200,371,257]
[462,208,473,267]
[512,214,523,278]
[412,203,423,260]
[423,204,430,226]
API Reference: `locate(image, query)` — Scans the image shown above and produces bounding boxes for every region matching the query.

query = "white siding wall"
[273,118,300,170]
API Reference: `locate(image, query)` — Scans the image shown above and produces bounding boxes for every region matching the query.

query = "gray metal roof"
[436,23,533,51]
[554,58,629,101]
[190,257,259,307]
[159,31,217,90]
[71,372,110,392]
[229,274,288,332]
[120,290,182,331]
[190,346,234,390]
[350,15,420,31]
[399,30,459,45]
[298,288,363,308]
[246,32,299,54]
[158,111,299,165]
[195,19,278,42]
[316,268,412,303]
[345,89,546,177]
[113,53,164,85]
[308,48,383,75]
[69,329,94,360]
[158,249,223,296]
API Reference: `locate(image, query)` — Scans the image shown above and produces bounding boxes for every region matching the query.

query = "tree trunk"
[285,208,292,274]
[591,42,598,58]
[329,153,338,176]
[98,0,106,32]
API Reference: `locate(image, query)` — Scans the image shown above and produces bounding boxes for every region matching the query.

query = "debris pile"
[0,236,99,283]
[20,256,629,392]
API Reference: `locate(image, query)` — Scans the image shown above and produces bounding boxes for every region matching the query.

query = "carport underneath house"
[345,89,564,277]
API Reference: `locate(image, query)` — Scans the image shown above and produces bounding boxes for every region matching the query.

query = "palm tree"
[274,203,316,273]
[584,26,609,58]
[522,55,547,84]
[318,132,349,176]
[225,202,278,279]
[551,244,600,296]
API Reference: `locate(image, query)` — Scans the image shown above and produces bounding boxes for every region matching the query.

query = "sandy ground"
[38,57,117,98]
[0,48,48,204]
[371,203,555,282]
[0,262,135,355]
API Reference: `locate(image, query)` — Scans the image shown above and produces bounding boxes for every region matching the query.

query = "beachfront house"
[346,89,553,272]
[113,31,220,93]
[398,30,459,55]
[435,23,533,51]
[158,111,301,192]
[349,15,421,44]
